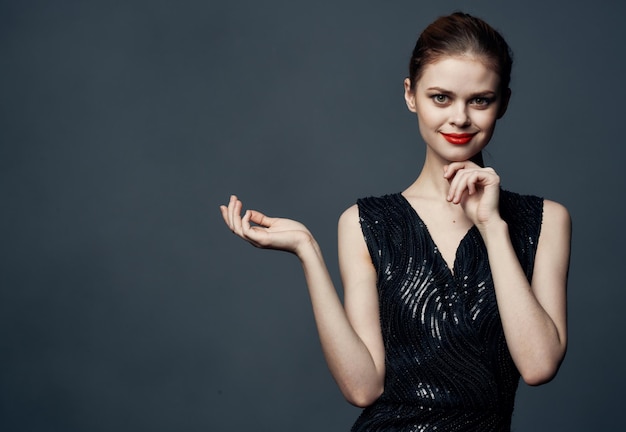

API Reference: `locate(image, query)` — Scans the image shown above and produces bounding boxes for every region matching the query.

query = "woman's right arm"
[220,196,385,406]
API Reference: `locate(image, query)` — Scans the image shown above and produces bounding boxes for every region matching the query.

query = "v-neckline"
[397,192,477,277]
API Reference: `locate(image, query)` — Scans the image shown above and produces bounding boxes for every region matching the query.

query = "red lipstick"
[441,133,476,145]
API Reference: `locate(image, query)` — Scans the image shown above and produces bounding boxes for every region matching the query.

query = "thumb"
[240,210,265,246]
[248,210,274,228]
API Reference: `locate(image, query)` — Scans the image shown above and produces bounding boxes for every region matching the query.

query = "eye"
[431,94,449,104]
[471,97,493,107]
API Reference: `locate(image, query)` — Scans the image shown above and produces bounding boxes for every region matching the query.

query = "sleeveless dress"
[352,190,543,432]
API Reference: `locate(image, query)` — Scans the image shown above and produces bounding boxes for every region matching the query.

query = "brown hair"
[408,12,513,95]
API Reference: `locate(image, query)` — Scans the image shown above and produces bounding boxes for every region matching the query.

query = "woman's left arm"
[482,200,570,385]
[445,162,571,386]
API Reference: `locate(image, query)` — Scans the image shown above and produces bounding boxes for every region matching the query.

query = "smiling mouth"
[441,133,477,145]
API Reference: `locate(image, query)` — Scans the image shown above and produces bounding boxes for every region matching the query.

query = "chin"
[444,151,481,163]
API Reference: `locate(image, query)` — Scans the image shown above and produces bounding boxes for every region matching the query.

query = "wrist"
[477,218,508,245]
[294,235,321,261]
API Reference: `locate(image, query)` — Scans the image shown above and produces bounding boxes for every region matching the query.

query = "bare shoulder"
[534,199,571,280]
[542,199,572,233]
[338,203,367,251]
[339,203,360,227]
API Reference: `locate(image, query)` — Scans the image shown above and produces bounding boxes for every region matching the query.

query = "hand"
[443,161,503,229]
[220,195,315,255]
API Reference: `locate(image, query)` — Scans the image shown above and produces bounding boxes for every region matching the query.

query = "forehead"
[417,56,500,93]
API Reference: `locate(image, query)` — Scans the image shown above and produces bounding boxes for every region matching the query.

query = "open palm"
[220,195,313,254]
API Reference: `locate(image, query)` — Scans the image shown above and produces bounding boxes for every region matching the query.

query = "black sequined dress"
[352,190,543,432]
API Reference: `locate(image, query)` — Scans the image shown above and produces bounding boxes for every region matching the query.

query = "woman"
[220,12,570,432]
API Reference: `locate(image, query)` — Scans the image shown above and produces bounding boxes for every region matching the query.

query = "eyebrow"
[426,87,498,97]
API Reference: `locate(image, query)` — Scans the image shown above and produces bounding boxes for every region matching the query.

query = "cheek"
[417,115,439,134]
[416,106,444,129]
[473,110,499,130]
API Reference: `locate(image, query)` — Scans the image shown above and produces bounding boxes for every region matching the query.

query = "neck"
[470,151,484,167]
[408,167,449,199]
[404,150,484,199]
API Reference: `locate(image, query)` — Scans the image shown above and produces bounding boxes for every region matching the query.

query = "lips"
[441,132,477,145]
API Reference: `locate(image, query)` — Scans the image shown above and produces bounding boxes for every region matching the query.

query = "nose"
[449,102,471,128]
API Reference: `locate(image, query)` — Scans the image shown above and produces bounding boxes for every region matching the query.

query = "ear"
[404,78,417,113]
[497,88,511,119]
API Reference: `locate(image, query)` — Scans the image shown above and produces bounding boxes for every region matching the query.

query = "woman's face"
[404,55,508,164]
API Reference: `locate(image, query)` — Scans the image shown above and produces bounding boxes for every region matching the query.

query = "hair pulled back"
[409,12,513,95]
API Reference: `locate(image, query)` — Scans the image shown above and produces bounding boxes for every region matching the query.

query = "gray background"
[1,0,624,431]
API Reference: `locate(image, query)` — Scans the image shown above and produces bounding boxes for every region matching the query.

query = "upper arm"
[531,199,572,348]
[338,205,386,378]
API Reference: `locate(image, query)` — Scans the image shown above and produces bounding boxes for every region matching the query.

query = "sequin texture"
[351,191,543,432]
